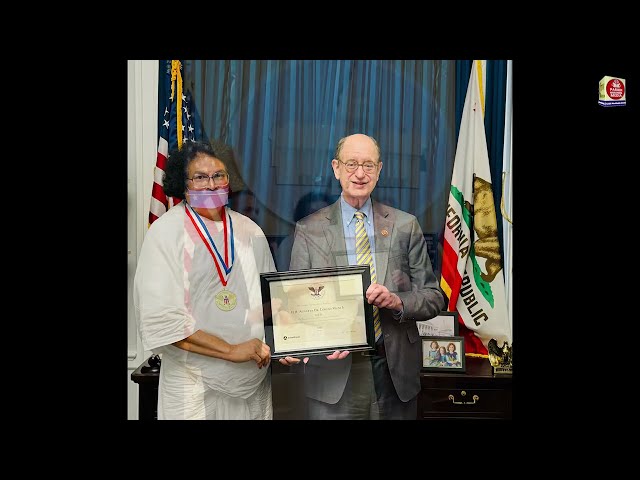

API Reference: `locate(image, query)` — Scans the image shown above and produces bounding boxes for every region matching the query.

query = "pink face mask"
[187,185,230,209]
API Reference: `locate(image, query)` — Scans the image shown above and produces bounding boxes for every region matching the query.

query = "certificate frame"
[260,265,375,358]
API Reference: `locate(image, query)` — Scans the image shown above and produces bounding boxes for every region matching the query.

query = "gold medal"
[215,290,237,311]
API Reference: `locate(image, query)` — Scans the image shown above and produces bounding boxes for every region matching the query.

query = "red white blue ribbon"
[185,203,235,285]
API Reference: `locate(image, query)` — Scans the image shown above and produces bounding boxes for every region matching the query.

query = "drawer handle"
[448,390,479,405]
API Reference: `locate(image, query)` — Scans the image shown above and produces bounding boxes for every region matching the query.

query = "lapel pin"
[381,229,389,237]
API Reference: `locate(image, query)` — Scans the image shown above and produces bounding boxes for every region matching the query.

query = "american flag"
[149,60,207,225]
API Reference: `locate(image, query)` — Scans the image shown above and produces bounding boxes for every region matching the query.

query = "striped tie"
[354,212,381,342]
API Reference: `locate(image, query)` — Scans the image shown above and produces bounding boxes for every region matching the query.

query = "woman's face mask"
[187,185,230,209]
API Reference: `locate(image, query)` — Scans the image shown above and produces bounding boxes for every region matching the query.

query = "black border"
[421,335,466,373]
[260,265,375,358]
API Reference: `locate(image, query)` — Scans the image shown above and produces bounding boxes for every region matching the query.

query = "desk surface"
[421,356,512,386]
[423,355,510,377]
[131,356,511,381]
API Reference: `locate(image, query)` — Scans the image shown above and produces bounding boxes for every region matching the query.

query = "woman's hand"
[229,338,271,368]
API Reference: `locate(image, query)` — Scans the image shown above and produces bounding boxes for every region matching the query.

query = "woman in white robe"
[134,140,276,419]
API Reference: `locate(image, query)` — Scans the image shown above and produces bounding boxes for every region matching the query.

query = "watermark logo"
[599,76,626,107]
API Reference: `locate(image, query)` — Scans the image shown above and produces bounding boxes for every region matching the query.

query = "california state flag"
[440,60,511,355]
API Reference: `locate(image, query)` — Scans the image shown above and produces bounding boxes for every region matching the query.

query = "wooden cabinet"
[418,356,512,419]
[131,355,511,420]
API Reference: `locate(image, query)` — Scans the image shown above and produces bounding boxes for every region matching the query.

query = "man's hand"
[366,282,402,310]
[279,356,309,366]
[325,350,350,360]
[279,349,350,366]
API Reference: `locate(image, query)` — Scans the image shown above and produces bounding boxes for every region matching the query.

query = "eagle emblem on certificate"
[308,285,325,298]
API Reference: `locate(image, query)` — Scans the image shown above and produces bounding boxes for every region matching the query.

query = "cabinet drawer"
[419,387,511,419]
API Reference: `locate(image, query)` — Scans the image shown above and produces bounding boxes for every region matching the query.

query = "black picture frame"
[416,311,459,337]
[260,265,375,358]
[421,335,466,373]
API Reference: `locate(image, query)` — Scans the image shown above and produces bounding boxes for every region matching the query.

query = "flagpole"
[502,60,513,334]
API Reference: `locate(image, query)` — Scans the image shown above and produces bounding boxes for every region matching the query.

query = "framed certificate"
[260,265,375,358]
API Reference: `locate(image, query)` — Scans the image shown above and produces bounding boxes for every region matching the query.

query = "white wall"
[127,60,159,419]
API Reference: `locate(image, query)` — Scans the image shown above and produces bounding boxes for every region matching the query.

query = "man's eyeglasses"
[337,159,379,174]
[187,171,229,188]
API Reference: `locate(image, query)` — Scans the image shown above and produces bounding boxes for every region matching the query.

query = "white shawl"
[134,203,276,399]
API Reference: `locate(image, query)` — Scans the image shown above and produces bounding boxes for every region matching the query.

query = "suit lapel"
[372,200,394,285]
[325,201,349,267]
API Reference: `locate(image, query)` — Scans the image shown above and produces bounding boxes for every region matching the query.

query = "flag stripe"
[440,277,452,304]
[440,239,461,308]
[158,136,169,159]
[153,165,165,185]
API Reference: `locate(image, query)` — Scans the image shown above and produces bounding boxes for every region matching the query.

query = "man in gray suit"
[280,133,445,419]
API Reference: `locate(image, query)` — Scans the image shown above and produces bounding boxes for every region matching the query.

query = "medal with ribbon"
[185,204,237,311]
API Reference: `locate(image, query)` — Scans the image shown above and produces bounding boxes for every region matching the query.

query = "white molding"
[137,60,159,255]
[127,60,159,419]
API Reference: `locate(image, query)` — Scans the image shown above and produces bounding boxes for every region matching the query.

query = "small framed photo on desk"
[421,335,466,373]
[416,311,459,337]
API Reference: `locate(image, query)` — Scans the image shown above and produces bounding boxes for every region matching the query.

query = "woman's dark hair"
[163,141,227,200]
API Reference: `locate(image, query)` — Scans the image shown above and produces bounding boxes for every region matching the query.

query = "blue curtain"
[184,60,506,272]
